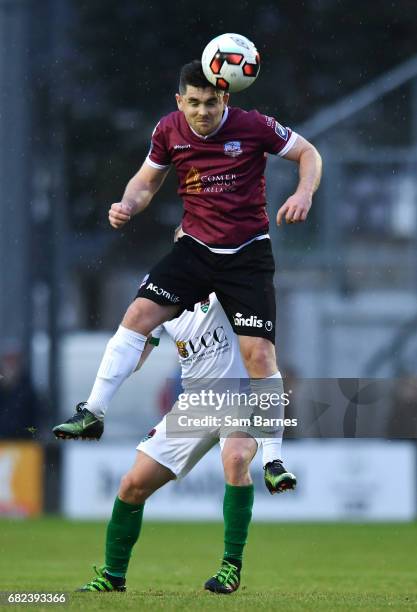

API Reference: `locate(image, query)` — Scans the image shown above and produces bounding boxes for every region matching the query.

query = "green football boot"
[204,560,241,594]
[77,565,126,592]
[52,402,104,440]
[264,459,297,495]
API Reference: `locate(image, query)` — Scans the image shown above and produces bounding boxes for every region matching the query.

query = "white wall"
[62,439,416,522]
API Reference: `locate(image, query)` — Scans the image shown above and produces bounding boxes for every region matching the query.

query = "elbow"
[306,142,321,163]
[313,146,322,173]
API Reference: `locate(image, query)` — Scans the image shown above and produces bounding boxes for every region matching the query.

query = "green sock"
[105,497,144,577]
[223,483,254,565]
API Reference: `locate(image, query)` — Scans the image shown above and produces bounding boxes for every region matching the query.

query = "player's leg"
[238,338,297,494]
[238,334,277,377]
[77,396,221,593]
[238,343,297,493]
[52,298,179,440]
[81,296,178,416]
[204,434,257,594]
[214,239,296,493]
[78,451,175,592]
[213,239,283,427]
[261,446,297,495]
[53,237,209,440]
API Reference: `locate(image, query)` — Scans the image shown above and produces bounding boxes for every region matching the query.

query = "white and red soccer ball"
[201,33,260,93]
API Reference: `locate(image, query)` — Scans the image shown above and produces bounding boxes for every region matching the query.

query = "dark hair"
[179,60,216,94]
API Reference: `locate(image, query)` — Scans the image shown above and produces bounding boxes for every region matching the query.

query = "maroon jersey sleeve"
[146,120,171,169]
[252,110,298,157]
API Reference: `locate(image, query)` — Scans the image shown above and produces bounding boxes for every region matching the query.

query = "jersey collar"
[188,106,229,140]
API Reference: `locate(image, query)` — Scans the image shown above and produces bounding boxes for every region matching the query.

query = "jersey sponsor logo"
[145,282,180,303]
[176,325,228,359]
[274,121,288,139]
[233,312,263,328]
[224,141,243,157]
[185,167,202,193]
[265,320,273,332]
[200,297,210,313]
[264,115,275,128]
[185,168,238,194]
[174,144,192,150]
[200,172,238,193]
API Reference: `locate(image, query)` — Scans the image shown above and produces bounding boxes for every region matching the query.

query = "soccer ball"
[201,33,260,93]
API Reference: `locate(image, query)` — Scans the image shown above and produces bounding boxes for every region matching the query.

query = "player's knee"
[123,300,147,326]
[242,347,268,371]
[241,342,276,376]
[122,298,178,335]
[122,299,154,335]
[223,452,252,486]
[119,472,152,504]
[223,450,251,473]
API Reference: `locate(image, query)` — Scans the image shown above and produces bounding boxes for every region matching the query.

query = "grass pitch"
[0,518,417,610]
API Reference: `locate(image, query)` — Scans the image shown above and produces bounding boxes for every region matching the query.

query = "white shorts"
[136,400,261,479]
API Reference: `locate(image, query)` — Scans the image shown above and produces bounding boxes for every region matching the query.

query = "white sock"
[251,371,285,465]
[86,325,146,419]
[261,438,283,466]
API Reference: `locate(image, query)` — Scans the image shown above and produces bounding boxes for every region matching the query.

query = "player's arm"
[277,135,322,226]
[109,162,170,229]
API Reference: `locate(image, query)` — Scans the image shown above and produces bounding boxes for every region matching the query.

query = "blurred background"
[1,0,417,520]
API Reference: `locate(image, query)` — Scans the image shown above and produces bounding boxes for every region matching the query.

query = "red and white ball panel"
[202,33,260,93]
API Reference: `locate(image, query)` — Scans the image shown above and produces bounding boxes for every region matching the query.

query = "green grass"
[0,519,417,610]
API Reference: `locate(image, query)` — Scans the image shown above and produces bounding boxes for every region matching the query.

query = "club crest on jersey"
[274,121,288,139]
[176,340,189,358]
[200,297,210,313]
[224,141,243,157]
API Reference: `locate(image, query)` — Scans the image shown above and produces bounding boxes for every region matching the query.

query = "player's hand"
[108,203,132,229]
[276,192,312,226]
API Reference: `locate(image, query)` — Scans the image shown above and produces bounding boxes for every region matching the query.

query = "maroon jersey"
[147,106,297,248]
